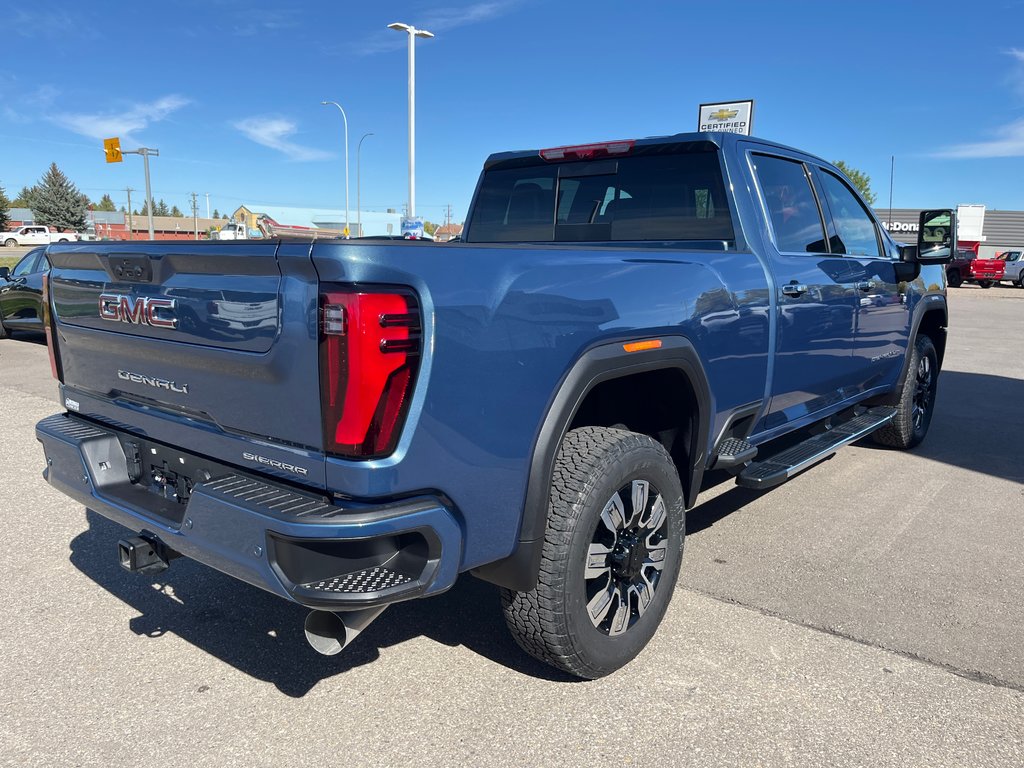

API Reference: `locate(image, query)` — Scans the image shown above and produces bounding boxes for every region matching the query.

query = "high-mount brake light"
[539,139,635,162]
[319,288,421,459]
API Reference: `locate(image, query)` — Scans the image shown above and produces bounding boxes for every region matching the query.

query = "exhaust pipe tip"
[304,606,388,656]
[304,610,349,656]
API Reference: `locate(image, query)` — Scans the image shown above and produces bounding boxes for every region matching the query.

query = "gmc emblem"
[98,293,178,329]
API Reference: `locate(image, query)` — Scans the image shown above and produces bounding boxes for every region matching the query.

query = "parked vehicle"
[0,247,49,337]
[1,225,78,247]
[214,222,250,240]
[35,132,954,679]
[946,248,1004,288]
[997,250,1024,287]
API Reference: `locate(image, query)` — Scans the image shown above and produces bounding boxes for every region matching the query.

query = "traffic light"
[104,137,122,163]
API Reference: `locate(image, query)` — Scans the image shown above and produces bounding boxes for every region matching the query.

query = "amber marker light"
[623,339,663,353]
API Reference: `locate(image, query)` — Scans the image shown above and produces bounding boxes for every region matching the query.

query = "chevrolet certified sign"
[698,100,754,135]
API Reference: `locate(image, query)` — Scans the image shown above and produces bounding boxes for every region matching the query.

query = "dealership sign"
[698,100,754,135]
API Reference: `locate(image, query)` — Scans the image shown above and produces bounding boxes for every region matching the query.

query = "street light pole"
[320,101,350,237]
[357,132,374,238]
[123,147,160,240]
[387,22,434,220]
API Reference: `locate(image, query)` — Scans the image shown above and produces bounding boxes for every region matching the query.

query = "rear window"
[465,145,734,244]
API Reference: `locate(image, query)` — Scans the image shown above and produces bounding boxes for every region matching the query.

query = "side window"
[11,252,40,277]
[751,155,827,253]
[818,170,881,259]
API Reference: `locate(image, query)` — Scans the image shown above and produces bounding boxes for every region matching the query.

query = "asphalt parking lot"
[1,286,1022,767]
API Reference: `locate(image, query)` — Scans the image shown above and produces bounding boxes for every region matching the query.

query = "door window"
[11,251,41,277]
[751,155,828,254]
[818,170,881,258]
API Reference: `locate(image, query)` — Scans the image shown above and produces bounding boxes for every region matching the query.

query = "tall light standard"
[387,22,433,220]
[320,100,350,236]
[357,132,374,237]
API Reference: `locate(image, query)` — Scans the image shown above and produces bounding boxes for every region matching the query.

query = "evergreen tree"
[155,199,170,217]
[212,208,220,219]
[12,185,39,209]
[832,161,877,206]
[138,199,151,217]
[170,205,183,217]
[0,183,10,231]
[222,213,228,219]
[95,194,117,212]
[119,205,126,213]
[33,163,87,231]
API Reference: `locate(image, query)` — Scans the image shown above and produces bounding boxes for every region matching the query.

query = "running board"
[736,407,897,490]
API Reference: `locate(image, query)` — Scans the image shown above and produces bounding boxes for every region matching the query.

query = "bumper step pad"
[305,566,414,594]
[737,406,896,490]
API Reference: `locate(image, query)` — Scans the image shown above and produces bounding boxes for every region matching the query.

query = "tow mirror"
[915,209,956,264]
[0,267,9,280]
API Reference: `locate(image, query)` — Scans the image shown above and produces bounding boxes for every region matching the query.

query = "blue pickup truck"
[36,132,953,679]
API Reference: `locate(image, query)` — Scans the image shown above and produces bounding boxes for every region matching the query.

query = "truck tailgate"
[47,242,325,479]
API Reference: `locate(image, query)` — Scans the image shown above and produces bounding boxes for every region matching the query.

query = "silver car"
[998,250,1024,287]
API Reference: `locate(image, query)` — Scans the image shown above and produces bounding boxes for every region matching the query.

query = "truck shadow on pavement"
[687,369,1024,535]
[69,511,576,696]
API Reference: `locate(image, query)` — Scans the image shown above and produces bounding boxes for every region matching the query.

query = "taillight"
[539,139,635,162]
[41,273,62,381]
[319,286,421,459]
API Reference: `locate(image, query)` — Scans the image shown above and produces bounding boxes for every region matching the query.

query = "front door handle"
[856,281,875,292]
[781,283,808,297]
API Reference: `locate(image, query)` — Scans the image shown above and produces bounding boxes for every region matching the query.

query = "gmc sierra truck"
[36,132,954,679]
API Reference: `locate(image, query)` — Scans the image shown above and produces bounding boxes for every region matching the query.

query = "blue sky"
[2,0,1024,224]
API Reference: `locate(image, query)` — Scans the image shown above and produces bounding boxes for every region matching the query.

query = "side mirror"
[0,267,9,280]
[915,209,956,264]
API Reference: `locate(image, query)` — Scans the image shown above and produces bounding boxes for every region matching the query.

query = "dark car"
[0,247,49,338]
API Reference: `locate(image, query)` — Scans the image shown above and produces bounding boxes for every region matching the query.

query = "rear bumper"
[36,413,463,609]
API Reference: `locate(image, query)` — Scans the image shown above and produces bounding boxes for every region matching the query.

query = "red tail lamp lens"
[319,288,421,458]
[539,140,635,162]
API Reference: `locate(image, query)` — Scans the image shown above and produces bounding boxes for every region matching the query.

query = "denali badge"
[117,369,189,394]
[99,293,177,329]
[242,452,309,476]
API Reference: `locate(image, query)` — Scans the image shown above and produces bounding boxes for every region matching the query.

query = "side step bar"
[737,406,896,490]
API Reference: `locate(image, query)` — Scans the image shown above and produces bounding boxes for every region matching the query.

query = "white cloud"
[51,96,190,144]
[1006,47,1024,62]
[352,1,519,55]
[233,117,333,162]
[934,118,1024,158]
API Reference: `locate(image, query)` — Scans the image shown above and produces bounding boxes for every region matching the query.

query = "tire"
[0,319,7,339]
[872,335,939,450]
[501,426,685,679]
[1016,278,1024,289]
[57,238,69,243]
[979,280,994,289]
[4,238,17,248]
[946,269,962,288]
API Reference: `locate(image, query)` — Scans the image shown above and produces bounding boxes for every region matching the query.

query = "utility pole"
[125,187,135,241]
[205,192,210,219]
[190,192,199,241]
[123,147,160,240]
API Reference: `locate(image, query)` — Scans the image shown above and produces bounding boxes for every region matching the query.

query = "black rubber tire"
[946,269,962,288]
[0,319,7,339]
[501,426,685,679]
[979,280,994,289]
[3,238,16,248]
[1016,278,1024,289]
[872,335,938,450]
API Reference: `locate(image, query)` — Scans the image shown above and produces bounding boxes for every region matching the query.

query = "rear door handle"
[856,281,875,292]
[781,283,808,297]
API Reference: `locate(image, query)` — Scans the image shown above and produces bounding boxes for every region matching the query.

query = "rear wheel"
[0,319,7,339]
[873,335,938,450]
[979,280,994,289]
[946,269,962,288]
[501,426,685,679]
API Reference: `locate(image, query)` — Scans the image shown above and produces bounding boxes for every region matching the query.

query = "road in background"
[0,287,1021,767]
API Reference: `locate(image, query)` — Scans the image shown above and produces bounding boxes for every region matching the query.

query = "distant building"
[6,208,35,227]
[433,223,463,242]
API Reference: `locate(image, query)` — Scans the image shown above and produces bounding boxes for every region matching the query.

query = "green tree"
[155,199,170,216]
[832,161,877,206]
[0,183,10,231]
[33,163,87,231]
[170,205,183,217]
[95,193,117,212]
[212,208,220,218]
[138,199,152,217]
[12,185,39,209]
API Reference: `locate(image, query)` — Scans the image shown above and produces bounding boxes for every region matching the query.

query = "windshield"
[465,144,734,245]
